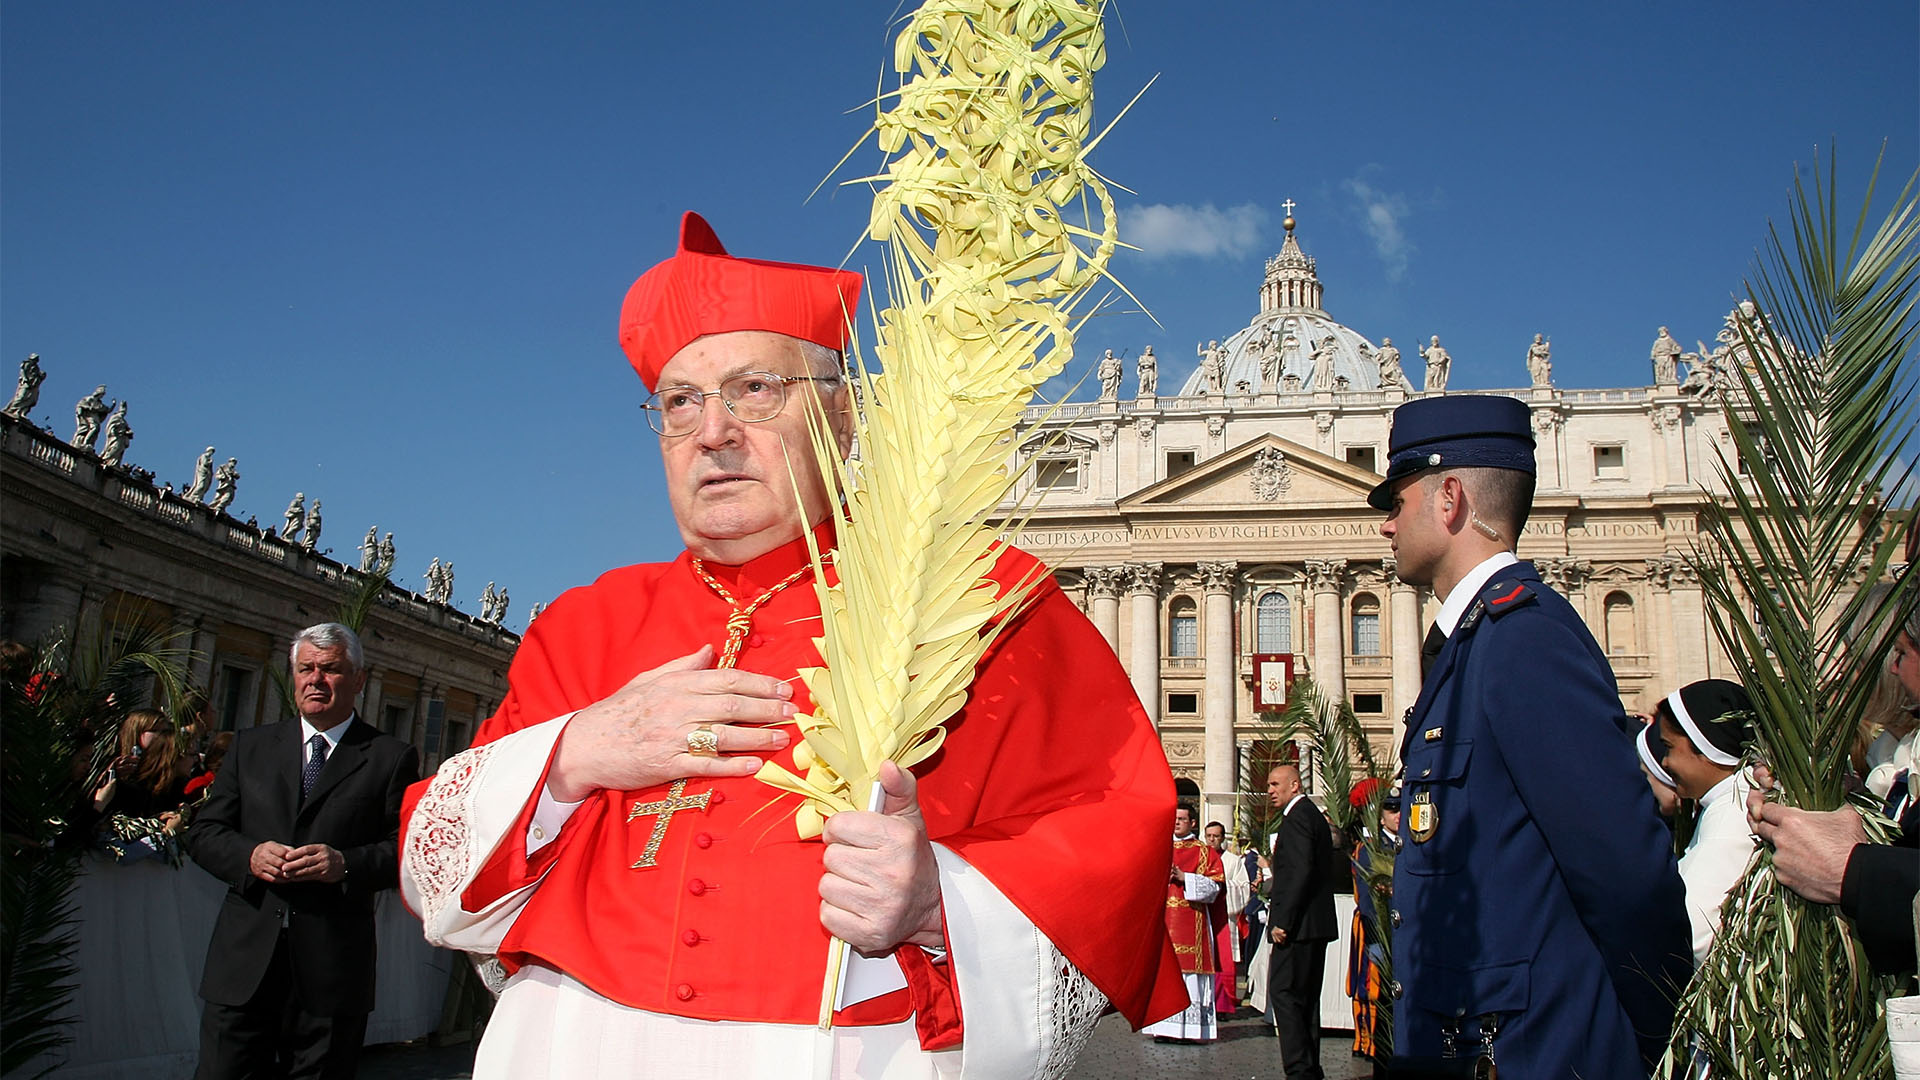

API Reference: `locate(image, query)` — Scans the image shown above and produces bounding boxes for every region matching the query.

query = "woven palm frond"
[1659,151,1919,1080]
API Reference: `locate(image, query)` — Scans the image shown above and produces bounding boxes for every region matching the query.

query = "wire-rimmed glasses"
[641,371,842,437]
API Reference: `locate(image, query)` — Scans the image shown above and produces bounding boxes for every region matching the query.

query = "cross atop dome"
[1262,205,1321,314]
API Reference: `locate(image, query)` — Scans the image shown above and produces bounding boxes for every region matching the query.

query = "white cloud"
[1121,202,1269,260]
[1342,176,1414,280]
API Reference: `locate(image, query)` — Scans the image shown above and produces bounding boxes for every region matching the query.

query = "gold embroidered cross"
[627,779,711,869]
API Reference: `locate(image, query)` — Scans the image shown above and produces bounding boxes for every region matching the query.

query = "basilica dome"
[1177,214,1388,395]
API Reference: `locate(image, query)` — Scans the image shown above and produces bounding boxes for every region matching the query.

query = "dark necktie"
[1420,623,1446,682]
[301,734,329,799]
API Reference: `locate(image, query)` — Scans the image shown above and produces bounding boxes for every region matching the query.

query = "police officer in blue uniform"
[1368,395,1691,1078]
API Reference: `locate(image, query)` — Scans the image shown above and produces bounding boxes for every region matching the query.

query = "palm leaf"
[1660,150,1918,1079]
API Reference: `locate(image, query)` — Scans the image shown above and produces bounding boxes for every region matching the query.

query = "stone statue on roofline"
[1419,335,1452,392]
[1096,349,1123,401]
[378,532,396,574]
[1651,326,1683,386]
[1373,337,1413,392]
[1196,340,1227,394]
[302,500,323,552]
[5,354,45,419]
[424,558,444,601]
[361,527,380,571]
[210,458,240,513]
[100,403,133,466]
[282,493,306,543]
[186,447,216,502]
[480,582,500,621]
[72,385,109,451]
[1526,333,1553,387]
[1311,335,1340,392]
[1136,346,1158,397]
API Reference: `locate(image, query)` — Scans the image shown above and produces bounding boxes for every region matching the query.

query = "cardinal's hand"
[548,645,793,801]
[820,760,945,956]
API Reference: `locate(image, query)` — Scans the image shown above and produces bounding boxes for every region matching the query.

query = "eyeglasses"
[641,371,843,437]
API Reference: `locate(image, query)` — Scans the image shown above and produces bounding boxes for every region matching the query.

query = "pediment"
[1120,433,1382,508]
[1019,428,1099,455]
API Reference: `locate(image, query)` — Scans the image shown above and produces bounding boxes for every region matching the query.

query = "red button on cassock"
[709,790,727,806]
[682,929,701,947]
[675,984,695,1001]
[694,833,713,849]
[688,879,708,896]
[748,633,765,648]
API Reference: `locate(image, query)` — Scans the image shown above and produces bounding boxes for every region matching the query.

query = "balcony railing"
[1163,656,1203,671]
[1347,655,1390,668]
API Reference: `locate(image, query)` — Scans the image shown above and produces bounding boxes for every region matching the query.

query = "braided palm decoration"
[756,0,1120,840]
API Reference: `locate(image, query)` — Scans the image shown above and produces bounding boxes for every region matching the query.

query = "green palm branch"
[2,606,193,1075]
[1277,675,1383,833]
[1660,150,1919,1079]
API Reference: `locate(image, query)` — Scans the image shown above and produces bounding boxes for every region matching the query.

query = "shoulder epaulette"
[1480,578,1537,619]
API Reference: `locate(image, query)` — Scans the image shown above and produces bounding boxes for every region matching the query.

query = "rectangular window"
[1352,693,1384,715]
[1033,457,1080,489]
[424,699,446,760]
[1166,692,1199,714]
[1593,444,1626,479]
[217,665,251,731]
[1351,612,1381,655]
[383,703,410,737]
[1344,446,1378,473]
[1170,615,1199,657]
[1166,450,1196,478]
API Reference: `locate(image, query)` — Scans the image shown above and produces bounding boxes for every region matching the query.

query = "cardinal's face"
[655,331,853,565]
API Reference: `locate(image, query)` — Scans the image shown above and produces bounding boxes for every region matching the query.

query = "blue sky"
[4,3,1914,628]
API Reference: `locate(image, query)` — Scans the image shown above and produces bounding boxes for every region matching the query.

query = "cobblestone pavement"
[356,1012,1371,1079]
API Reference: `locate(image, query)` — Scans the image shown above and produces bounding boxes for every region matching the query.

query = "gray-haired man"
[184,623,421,1080]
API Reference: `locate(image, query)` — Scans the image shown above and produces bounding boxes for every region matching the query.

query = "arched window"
[1256,591,1293,653]
[1604,591,1638,655]
[1169,597,1199,657]
[1350,592,1382,656]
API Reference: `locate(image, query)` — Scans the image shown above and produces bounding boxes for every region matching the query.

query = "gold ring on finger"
[686,725,720,757]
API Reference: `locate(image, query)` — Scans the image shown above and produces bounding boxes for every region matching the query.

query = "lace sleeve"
[1033,933,1107,1079]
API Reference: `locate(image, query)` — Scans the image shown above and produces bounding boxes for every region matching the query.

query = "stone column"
[1667,563,1710,684]
[1084,566,1124,655]
[1532,409,1565,492]
[1653,402,1687,489]
[1198,561,1239,812]
[363,671,386,733]
[1386,558,1421,751]
[1542,559,1595,630]
[1647,560,1678,693]
[1304,558,1348,703]
[1125,563,1163,720]
[176,613,217,696]
[412,681,434,753]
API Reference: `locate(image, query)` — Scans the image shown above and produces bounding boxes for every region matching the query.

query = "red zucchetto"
[617,212,864,391]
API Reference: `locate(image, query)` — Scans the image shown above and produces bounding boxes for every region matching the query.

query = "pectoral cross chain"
[628,779,712,869]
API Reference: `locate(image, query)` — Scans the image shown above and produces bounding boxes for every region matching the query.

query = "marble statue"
[1526,333,1553,387]
[99,403,133,466]
[1197,340,1227,394]
[360,527,380,571]
[1096,349,1123,401]
[1679,341,1726,399]
[185,447,216,502]
[1310,336,1340,392]
[72,385,109,451]
[1258,338,1281,392]
[302,501,322,552]
[5,354,45,419]
[282,493,306,543]
[1136,346,1158,397]
[480,582,499,621]
[528,601,545,622]
[1419,336,1452,392]
[378,533,396,574]
[424,558,444,601]
[210,459,240,513]
[1651,326,1683,386]
[496,586,509,623]
[1373,337,1413,391]
[442,562,455,604]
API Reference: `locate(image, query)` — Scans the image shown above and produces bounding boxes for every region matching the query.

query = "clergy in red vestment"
[1203,820,1241,1016]
[398,212,1188,1078]
[1143,806,1226,1042]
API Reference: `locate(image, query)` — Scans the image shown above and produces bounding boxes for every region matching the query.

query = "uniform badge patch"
[1409,789,1438,844]
[1424,727,1444,742]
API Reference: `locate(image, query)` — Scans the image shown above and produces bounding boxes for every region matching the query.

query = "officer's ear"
[1435,473,1469,532]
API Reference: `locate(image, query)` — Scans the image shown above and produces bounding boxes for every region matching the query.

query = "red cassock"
[400,532,1189,1047]
[1165,838,1225,976]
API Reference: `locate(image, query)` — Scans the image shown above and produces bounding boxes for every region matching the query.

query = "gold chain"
[689,557,820,670]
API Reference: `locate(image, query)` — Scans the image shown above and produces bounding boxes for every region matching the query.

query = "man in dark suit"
[1266,763,1336,1080]
[184,622,420,1079]
[1371,396,1690,1077]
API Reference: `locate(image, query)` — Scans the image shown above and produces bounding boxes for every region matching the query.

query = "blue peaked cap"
[1366,395,1537,511]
